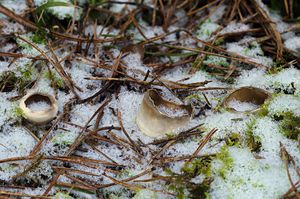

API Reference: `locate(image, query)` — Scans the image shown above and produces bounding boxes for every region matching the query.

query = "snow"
[1,0,300,198]
[227,99,259,112]
[157,104,188,118]
[220,22,250,34]
[196,20,220,42]
[34,0,82,20]
[226,39,273,67]
[210,147,296,199]
[27,101,51,112]
[268,95,300,117]
[202,111,250,140]
[284,36,300,52]
[236,67,300,94]
[0,0,28,15]
[0,125,37,181]
[235,68,268,89]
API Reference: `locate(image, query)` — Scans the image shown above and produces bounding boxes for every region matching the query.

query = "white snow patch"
[202,111,249,140]
[284,36,300,52]
[27,101,51,112]
[268,95,300,117]
[210,147,295,199]
[220,22,250,34]
[228,99,259,112]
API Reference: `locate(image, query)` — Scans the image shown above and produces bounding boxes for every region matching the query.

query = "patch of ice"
[236,67,300,94]
[0,125,37,181]
[0,92,15,127]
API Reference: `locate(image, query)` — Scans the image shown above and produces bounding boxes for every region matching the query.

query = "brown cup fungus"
[222,86,271,113]
[19,92,58,124]
[136,89,192,137]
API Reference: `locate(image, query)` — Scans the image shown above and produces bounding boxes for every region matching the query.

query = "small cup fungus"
[19,92,58,124]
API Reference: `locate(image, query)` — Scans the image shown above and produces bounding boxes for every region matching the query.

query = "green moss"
[256,98,271,117]
[214,38,224,46]
[17,64,36,80]
[278,112,300,140]
[181,157,213,177]
[165,156,214,199]
[0,65,36,94]
[203,56,229,67]
[11,105,25,119]
[31,30,47,44]
[116,169,134,178]
[0,71,18,92]
[54,191,73,199]
[225,133,241,147]
[267,60,285,74]
[245,119,262,152]
[44,70,65,90]
[216,146,234,179]
[50,132,74,146]
[189,179,211,199]
[191,56,202,70]
[133,189,157,199]
[168,184,185,199]
[88,0,105,6]
[185,94,203,101]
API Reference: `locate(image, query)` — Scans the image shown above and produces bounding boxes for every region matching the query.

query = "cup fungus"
[19,92,58,124]
[136,89,192,137]
[222,86,270,113]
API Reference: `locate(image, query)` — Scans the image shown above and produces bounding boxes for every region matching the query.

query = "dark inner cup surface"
[25,94,52,107]
[227,87,269,106]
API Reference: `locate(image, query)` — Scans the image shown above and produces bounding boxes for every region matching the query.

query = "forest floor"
[0,0,300,198]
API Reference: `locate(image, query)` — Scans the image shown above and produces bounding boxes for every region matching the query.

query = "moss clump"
[225,133,241,147]
[44,70,65,90]
[181,156,213,177]
[133,189,157,199]
[11,106,25,118]
[277,112,300,140]
[201,55,230,74]
[54,191,73,199]
[0,71,18,92]
[50,132,74,146]
[216,146,234,179]
[166,156,214,199]
[17,64,36,80]
[0,65,36,93]
[245,119,262,152]
[256,97,272,117]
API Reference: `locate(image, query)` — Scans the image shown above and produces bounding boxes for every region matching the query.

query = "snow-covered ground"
[0,0,300,198]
